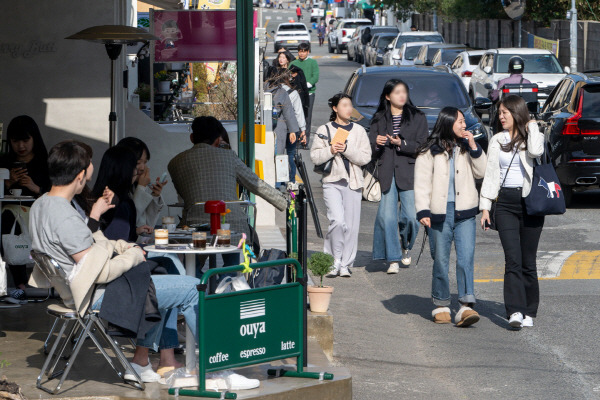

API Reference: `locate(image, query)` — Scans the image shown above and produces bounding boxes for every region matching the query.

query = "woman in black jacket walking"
[369,79,429,274]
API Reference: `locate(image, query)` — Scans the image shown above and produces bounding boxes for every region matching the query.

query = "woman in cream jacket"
[310,93,371,278]
[415,107,487,326]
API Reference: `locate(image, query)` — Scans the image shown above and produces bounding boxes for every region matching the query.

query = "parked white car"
[328,18,372,54]
[450,50,485,90]
[273,23,312,53]
[469,48,568,105]
[383,41,432,66]
[383,31,444,65]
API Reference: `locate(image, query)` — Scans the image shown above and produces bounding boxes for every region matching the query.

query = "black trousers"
[495,187,544,318]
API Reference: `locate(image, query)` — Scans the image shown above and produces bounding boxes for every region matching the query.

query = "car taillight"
[342,30,347,37]
[461,71,472,77]
[562,88,600,135]
[502,87,538,93]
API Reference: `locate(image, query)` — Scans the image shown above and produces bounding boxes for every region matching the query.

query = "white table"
[144,244,242,371]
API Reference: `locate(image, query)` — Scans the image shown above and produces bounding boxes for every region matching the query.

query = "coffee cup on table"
[155,229,169,245]
[10,189,22,197]
[162,216,176,232]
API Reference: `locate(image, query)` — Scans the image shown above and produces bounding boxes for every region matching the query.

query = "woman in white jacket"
[480,95,545,330]
[310,93,371,277]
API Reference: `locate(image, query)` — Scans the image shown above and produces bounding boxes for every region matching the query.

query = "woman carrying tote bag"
[415,107,487,326]
[480,95,545,330]
[310,93,371,278]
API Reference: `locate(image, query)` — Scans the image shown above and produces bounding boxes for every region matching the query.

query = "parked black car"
[540,71,600,206]
[343,65,492,151]
[350,26,399,64]
[364,33,397,66]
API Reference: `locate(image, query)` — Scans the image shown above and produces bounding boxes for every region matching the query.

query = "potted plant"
[135,83,152,109]
[0,354,24,400]
[154,70,172,93]
[307,252,334,313]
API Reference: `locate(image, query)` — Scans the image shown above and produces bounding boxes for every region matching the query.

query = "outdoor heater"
[66,25,158,147]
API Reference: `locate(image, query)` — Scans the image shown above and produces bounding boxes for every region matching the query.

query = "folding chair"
[31,251,145,394]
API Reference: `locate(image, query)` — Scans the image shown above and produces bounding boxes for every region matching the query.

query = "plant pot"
[140,102,151,110]
[158,80,171,93]
[307,285,334,313]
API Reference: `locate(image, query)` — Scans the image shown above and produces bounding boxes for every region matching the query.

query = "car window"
[416,46,426,60]
[495,53,564,73]
[377,36,394,49]
[344,73,359,95]
[343,21,371,29]
[581,84,600,117]
[478,54,488,68]
[395,35,443,48]
[426,47,439,60]
[451,56,462,69]
[404,46,421,60]
[468,55,482,65]
[278,24,307,31]
[432,51,441,64]
[441,49,463,63]
[353,74,470,109]
[545,80,568,111]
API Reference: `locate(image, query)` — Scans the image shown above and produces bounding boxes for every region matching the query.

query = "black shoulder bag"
[313,125,334,175]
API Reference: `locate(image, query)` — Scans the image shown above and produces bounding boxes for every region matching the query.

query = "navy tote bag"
[525,146,566,216]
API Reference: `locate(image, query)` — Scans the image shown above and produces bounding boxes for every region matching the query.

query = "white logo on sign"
[240,299,265,320]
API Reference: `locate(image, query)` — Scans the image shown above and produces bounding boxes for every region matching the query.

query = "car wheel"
[336,43,342,54]
[328,40,333,53]
[563,184,574,207]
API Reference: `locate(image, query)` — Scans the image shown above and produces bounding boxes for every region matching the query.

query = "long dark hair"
[497,94,529,152]
[92,146,137,202]
[117,137,151,162]
[372,79,421,124]
[6,115,48,163]
[418,107,467,155]
[328,93,353,122]
[272,50,295,68]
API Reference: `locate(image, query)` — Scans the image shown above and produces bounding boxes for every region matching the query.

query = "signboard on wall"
[528,33,559,57]
[153,10,236,62]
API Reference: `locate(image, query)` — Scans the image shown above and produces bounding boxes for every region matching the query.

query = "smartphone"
[483,220,491,230]
[12,161,27,171]
[160,172,168,183]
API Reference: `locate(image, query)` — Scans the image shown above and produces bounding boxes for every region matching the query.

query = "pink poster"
[153,10,237,62]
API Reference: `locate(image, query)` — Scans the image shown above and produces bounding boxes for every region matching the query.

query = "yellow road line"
[545,251,600,280]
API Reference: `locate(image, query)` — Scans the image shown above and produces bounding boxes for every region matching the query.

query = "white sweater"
[479,121,545,211]
[310,122,372,190]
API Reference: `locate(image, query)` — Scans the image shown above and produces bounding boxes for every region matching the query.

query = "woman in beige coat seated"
[414,107,487,327]
[310,93,372,278]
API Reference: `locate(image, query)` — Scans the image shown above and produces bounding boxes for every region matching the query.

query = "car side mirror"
[564,66,571,74]
[387,44,393,50]
[484,83,493,90]
[473,97,493,110]
[483,66,493,74]
[414,59,424,65]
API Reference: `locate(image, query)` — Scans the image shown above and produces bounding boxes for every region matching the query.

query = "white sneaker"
[387,262,400,274]
[401,249,411,266]
[508,312,524,329]
[226,373,260,390]
[522,315,534,327]
[339,266,351,277]
[124,361,161,383]
[326,265,340,277]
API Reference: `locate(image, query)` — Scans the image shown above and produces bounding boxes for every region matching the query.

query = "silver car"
[382,31,444,66]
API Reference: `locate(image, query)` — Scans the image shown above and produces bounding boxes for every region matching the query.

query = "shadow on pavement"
[381,294,511,330]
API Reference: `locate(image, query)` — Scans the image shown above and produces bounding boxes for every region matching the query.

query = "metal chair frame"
[31,251,145,394]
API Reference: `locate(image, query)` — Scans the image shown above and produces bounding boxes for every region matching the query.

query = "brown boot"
[455,306,480,327]
[432,307,452,324]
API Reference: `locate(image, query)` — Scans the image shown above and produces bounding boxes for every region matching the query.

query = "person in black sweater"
[0,116,50,303]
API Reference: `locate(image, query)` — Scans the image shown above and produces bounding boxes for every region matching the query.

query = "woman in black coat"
[369,79,429,274]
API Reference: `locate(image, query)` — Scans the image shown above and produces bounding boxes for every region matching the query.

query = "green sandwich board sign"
[169,259,333,399]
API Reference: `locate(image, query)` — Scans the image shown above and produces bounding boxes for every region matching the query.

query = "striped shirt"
[392,114,402,136]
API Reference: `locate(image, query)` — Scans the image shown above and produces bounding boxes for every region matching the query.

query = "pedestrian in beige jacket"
[415,107,487,327]
[310,93,371,277]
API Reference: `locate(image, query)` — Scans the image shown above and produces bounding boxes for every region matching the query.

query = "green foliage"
[375,0,598,23]
[134,83,152,102]
[0,353,10,369]
[154,70,172,81]
[307,252,334,287]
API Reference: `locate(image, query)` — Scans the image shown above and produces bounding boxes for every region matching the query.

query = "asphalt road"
[263,8,600,399]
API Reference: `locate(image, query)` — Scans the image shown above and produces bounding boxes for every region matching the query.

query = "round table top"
[1,195,35,202]
[144,244,241,255]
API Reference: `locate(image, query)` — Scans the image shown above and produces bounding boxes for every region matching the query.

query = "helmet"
[508,56,525,74]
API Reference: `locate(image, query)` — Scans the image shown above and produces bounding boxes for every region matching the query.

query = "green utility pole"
[236,0,255,170]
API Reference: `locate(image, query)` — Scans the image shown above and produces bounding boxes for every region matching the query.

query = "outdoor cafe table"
[143,244,242,372]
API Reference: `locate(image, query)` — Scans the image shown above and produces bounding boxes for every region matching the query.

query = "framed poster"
[153,10,236,62]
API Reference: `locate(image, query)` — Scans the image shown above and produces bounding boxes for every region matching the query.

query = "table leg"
[184,253,196,373]
[208,255,217,294]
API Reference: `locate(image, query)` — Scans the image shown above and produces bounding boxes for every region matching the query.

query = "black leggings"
[495,187,544,318]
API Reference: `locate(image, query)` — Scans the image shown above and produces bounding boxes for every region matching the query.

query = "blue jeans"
[373,176,420,262]
[92,274,200,352]
[429,202,476,307]
[147,257,182,350]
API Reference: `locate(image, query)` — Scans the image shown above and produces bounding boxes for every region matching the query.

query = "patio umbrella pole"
[106,43,122,147]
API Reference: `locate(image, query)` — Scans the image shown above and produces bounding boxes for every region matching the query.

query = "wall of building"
[0,0,129,170]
